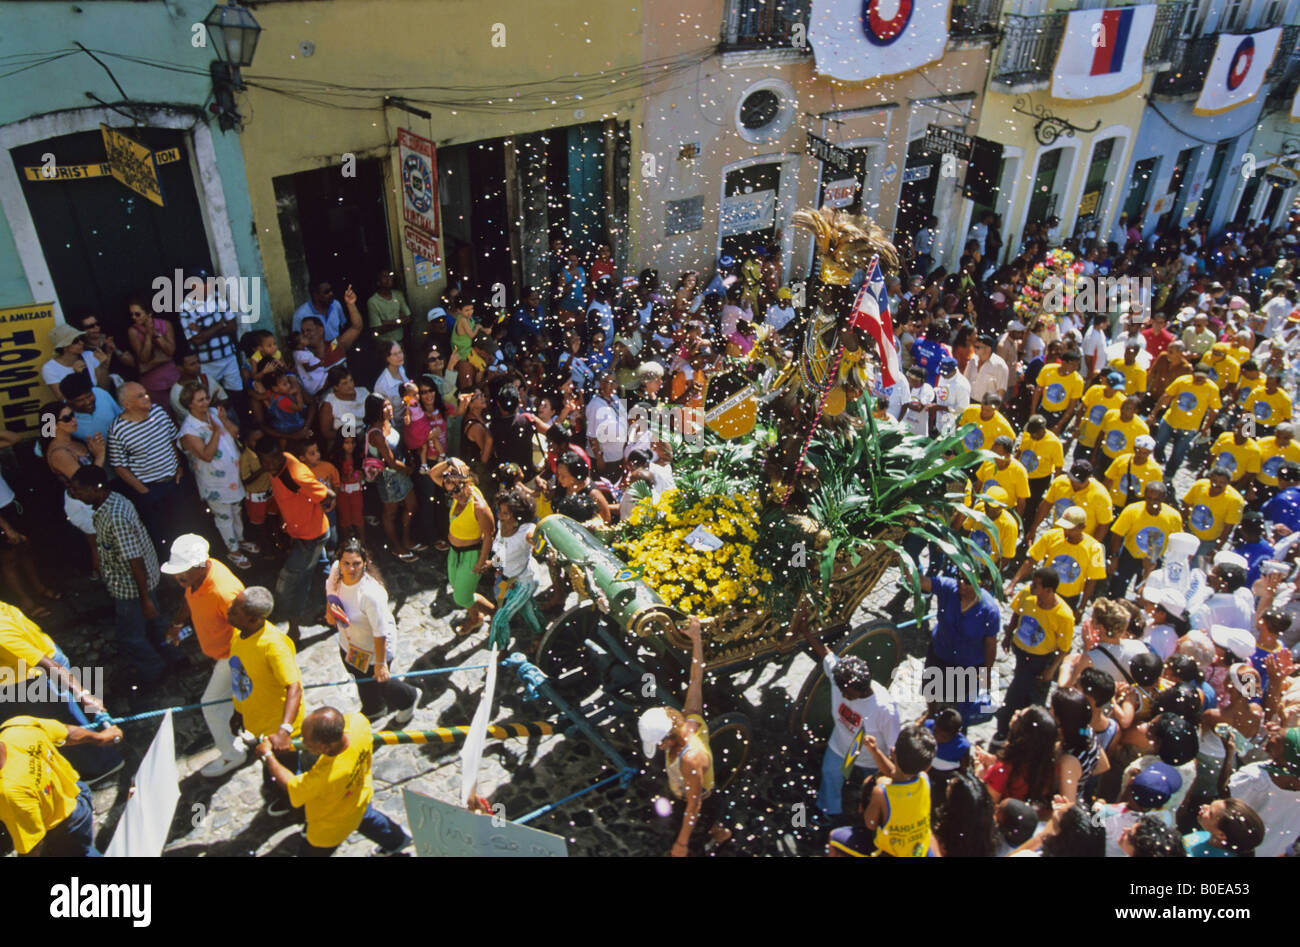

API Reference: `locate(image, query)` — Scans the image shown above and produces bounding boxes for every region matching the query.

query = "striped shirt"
[92,492,159,600]
[180,301,238,361]
[107,404,179,483]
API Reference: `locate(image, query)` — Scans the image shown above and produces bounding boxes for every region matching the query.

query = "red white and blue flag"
[810,0,950,82]
[1195,29,1283,116]
[849,257,902,389]
[1051,6,1155,102]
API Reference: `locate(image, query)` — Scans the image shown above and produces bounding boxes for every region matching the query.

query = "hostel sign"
[100,125,164,207]
[0,302,57,438]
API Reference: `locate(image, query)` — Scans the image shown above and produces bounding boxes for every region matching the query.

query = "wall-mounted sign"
[882,162,899,185]
[923,124,972,159]
[902,164,932,184]
[414,253,442,286]
[665,195,705,235]
[398,127,439,237]
[404,225,441,263]
[0,302,56,437]
[719,189,775,237]
[822,177,858,209]
[806,132,854,175]
[100,124,164,207]
[22,147,181,182]
[1078,190,1101,216]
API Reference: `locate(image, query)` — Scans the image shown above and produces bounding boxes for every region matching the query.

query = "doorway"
[1195,141,1233,226]
[12,127,213,335]
[721,161,781,258]
[1075,137,1117,241]
[1123,156,1159,226]
[896,137,942,251]
[1025,148,1064,229]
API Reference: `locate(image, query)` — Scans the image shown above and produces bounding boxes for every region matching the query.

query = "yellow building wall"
[974,75,1154,255]
[237,0,643,326]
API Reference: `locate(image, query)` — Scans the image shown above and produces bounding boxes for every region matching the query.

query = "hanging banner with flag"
[848,257,902,389]
[1194,28,1283,116]
[809,0,952,82]
[1050,5,1156,102]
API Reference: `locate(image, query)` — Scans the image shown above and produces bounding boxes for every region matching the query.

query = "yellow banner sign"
[23,147,180,182]
[0,303,57,438]
[100,124,164,206]
[1078,190,1100,216]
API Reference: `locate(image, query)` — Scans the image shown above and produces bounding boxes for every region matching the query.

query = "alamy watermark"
[151,268,262,323]
[591,397,705,446]
[0,661,104,706]
[1040,275,1152,320]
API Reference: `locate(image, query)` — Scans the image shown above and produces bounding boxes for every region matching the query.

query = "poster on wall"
[1050,5,1155,102]
[398,128,440,237]
[404,225,442,265]
[720,189,775,237]
[0,302,56,438]
[809,0,951,82]
[1193,28,1282,116]
[414,253,443,286]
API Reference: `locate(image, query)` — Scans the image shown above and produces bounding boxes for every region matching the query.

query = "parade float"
[515,208,1007,768]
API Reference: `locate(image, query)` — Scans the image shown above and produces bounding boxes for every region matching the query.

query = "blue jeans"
[276,533,328,623]
[817,745,878,817]
[302,804,410,855]
[1153,420,1195,479]
[112,591,171,688]
[38,782,101,857]
[131,477,183,555]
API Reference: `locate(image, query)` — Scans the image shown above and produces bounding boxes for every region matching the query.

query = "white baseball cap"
[1155,587,1185,618]
[160,533,210,574]
[1209,625,1256,661]
[638,707,673,758]
[1212,550,1249,571]
[1134,435,1156,451]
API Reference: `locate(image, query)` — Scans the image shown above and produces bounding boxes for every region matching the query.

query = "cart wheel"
[706,712,751,793]
[788,622,901,740]
[532,604,605,705]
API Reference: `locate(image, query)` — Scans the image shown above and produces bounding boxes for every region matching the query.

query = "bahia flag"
[1194,28,1283,116]
[1051,6,1157,102]
[849,257,902,389]
[810,0,951,82]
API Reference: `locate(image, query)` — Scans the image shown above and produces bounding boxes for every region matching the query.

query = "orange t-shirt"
[307,460,341,491]
[185,559,244,660]
[271,453,330,541]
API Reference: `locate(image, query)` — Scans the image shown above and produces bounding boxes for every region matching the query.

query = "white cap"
[1155,587,1185,618]
[159,534,210,574]
[638,707,673,758]
[1007,320,1026,331]
[1210,625,1256,661]
[1134,434,1156,451]
[1212,550,1249,571]
[1176,630,1215,671]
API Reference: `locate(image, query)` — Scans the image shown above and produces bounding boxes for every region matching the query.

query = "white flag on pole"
[105,711,180,857]
[460,649,500,806]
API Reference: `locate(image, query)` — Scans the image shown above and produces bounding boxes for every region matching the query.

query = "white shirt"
[1082,326,1109,376]
[824,653,900,759]
[1189,591,1257,636]
[899,382,935,437]
[932,372,970,435]
[1228,763,1300,857]
[42,351,100,391]
[585,394,625,462]
[373,366,409,407]
[321,388,370,431]
[328,565,399,660]
[964,352,1009,403]
[1086,639,1151,684]
[765,304,796,332]
[492,527,534,580]
[1143,624,1178,661]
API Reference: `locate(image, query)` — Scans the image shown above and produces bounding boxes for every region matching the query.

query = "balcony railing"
[1265,24,1300,80]
[1151,33,1219,96]
[951,0,1004,38]
[721,0,811,50]
[992,12,1067,88]
[1145,1,1189,66]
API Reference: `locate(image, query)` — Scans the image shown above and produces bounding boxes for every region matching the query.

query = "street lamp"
[204,1,262,132]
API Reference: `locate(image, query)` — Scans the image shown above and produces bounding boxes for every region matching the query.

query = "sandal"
[434,540,449,551]
[409,542,429,552]
[23,602,52,620]
[395,550,418,562]
[456,618,484,638]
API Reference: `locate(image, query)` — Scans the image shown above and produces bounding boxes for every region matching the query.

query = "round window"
[739,89,781,131]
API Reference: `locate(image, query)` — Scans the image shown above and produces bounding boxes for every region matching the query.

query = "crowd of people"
[3,205,1300,857]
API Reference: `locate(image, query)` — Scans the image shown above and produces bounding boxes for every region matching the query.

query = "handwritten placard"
[402,788,568,858]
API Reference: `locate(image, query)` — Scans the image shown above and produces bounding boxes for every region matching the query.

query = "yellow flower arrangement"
[612,488,767,618]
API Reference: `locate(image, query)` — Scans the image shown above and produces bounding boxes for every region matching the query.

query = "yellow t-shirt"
[1104,452,1165,508]
[1027,528,1107,598]
[1237,372,1266,404]
[1108,357,1147,395]
[0,603,56,680]
[1043,475,1115,532]
[1017,431,1065,481]
[1112,502,1183,561]
[976,457,1030,506]
[1182,480,1244,542]
[1097,409,1150,461]
[957,406,1016,452]
[1036,364,1084,413]
[1010,588,1075,656]
[1258,436,1300,486]
[1078,386,1125,448]
[1244,387,1293,427]
[0,717,81,854]
[287,711,374,848]
[229,622,305,739]
[1209,433,1261,482]
[1202,354,1240,389]
[964,504,1020,561]
[1162,376,1221,431]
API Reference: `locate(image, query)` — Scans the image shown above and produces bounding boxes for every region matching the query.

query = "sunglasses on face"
[58,413,75,423]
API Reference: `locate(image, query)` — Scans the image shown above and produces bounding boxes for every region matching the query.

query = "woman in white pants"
[177,381,257,569]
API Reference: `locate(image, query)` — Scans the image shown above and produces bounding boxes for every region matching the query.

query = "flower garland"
[613,488,773,617]
[1011,247,1084,324]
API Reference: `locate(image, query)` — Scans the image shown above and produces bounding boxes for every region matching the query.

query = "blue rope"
[93,662,490,727]
[513,769,635,825]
